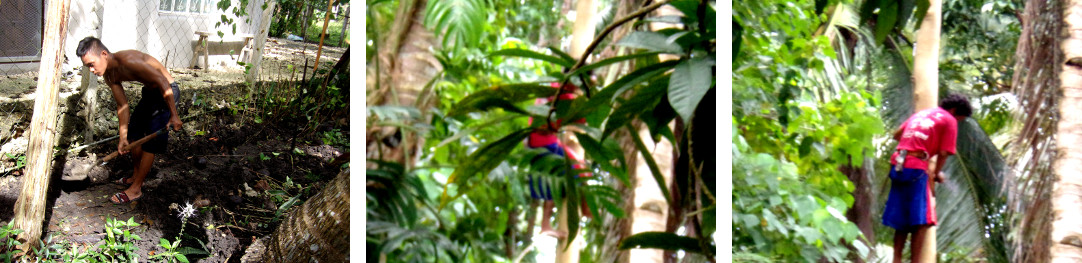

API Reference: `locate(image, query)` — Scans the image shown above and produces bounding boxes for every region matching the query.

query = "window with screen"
[160,0,216,14]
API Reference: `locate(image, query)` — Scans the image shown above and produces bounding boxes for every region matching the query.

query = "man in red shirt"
[525,81,590,238]
[883,93,972,262]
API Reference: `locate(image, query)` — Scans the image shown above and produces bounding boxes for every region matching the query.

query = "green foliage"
[423,0,488,51]
[734,0,891,261]
[1,221,22,262]
[151,238,190,263]
[321,129,349,147]
[302,14,350,47]
[858,0,930,43]
[4,152,26,173]
[95,217,142,262]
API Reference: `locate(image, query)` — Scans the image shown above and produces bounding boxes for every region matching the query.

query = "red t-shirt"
[890,107,959,170]
[526,83,586,147]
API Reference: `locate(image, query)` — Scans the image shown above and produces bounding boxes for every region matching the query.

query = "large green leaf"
[565,51,665,79]
[565,60,680,123]
[603,76,670,139]
[934,118,1009,261]
[668,56,716,122]
[490,48,575,68]
[873,1,899,44]
[441,129,532,206]
[447,83,557,117]
[616,31,683,54]
[618,232,714,255]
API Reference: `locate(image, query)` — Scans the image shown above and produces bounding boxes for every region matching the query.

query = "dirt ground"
[0,38,348,262]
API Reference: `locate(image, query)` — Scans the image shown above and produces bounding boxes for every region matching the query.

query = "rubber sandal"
[114,177,132,186]
[110,192,142,204]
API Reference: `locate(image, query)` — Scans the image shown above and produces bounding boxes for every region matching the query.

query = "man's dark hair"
[76,37,109,57]
[939,93,973,117]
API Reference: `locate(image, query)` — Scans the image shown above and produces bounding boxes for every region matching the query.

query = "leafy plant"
[1,221,23,262]
[94,217,143,262]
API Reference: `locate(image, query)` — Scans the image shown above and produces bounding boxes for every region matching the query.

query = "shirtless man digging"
[76,36,182,205]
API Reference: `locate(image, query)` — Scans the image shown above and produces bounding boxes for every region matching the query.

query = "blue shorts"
[129,83,180,154]
[527,143,565,201]
[882,166,937,231]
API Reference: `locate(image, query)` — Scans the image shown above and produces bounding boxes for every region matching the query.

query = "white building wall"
[6,0,267,74]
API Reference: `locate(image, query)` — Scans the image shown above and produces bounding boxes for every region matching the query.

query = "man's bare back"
[100,50,175,88]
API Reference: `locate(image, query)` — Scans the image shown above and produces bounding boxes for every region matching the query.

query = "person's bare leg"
[893,230,908,263]
[911,225,928,263]
[112,146,154,202]
[540,200,566,238]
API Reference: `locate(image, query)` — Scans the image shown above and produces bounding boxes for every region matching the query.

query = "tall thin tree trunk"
[258,170,350,262]
[338,5,349,47]
[13,0,71,251]
[556,0,598,261]
[630,4,681,262]
[912,0,942,260]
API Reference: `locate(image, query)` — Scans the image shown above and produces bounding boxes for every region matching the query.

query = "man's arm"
[931,151,952,183]
[106,81,131,154]
[892,126,904,141]
[134,59,183,131]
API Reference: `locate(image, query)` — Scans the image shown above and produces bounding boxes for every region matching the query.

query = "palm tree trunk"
[1049,0,1082,260]
[912,0,942,260]
[12,0,70,251]
[1007,0,1062,260]
[254,170,350,262]
[366,0,440,169]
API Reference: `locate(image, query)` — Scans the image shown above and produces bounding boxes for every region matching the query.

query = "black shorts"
[128,83,180,154]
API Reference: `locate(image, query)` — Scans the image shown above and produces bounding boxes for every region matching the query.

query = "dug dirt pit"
[0,102,347,262]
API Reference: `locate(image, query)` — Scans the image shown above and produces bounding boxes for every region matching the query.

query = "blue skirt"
[882,166,937,231]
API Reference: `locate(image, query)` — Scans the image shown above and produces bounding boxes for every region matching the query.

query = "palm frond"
[423,0,488,50]
[936,118,1010,262]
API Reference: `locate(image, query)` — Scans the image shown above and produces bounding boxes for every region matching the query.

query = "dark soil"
[0,38,348,262]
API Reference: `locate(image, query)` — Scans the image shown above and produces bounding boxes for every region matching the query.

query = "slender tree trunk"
[313,0,338,72]
[630,4,681,262]
[260,170,350,262]
[556,1,598,261]
[13,0,71,251]
[338,5,349,47]
[912,0,942,260]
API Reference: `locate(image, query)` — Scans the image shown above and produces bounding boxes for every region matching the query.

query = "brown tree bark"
[911,0,942,260]
[365,0,440,171]
[1049,0,1082,261]
[12,0,71,251]
[1007,0,1061,261]
[260,170,350,262]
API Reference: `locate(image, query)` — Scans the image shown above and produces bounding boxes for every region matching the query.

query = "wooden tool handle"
[96,128,167,165]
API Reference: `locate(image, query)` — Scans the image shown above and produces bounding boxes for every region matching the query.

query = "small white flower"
[177,202,196,220]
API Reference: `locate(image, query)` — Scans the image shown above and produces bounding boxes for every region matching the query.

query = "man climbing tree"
[883,93,972,262]
[76,36,182,205]
[525,76,592,239]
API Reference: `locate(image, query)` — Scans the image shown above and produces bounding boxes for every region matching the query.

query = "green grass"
[302,15,350,48]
